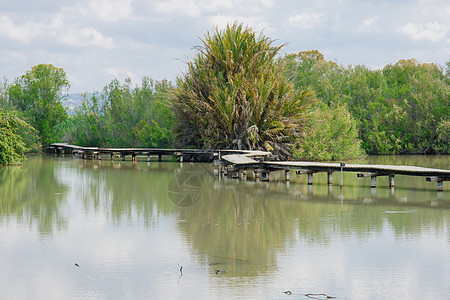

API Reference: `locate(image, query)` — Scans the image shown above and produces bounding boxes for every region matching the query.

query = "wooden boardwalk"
[49,143,449,191]
[49,143,270,163]
[221,155,450,191]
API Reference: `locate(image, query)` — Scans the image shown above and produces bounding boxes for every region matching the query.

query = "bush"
[293,105,365,161]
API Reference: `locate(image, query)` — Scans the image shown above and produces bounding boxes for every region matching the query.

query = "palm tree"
[172,23,314,158]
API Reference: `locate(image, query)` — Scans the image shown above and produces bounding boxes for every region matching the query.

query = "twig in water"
[304,293,336,299]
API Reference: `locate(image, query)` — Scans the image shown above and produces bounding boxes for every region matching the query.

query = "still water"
[0,154,449,300]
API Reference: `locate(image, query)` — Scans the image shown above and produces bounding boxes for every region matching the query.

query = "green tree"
[58,77,174,148]
[293,104,365,161]
[8,64,70,148]
[0,108,34,165]
[173,23,314,157]
[284,52,450,155]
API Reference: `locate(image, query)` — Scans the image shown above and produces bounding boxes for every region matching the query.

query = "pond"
[0,154,449,299]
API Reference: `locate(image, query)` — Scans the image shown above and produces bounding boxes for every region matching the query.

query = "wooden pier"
[49,143,270,163]
[49,143,450,191]
[221,155,450,191]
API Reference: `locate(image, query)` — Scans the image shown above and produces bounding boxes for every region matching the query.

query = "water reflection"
[0,155,68,235]
[1,155,449,299]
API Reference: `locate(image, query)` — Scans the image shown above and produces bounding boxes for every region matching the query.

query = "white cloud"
[155,0,272,17]
[59,27,114,49]
[88,0,133,22]
[358,17,378,32]
[103,67,136,82]
[398,21,447,42]
[0,15,43,43]
[288,12,325,29]
[155,0,202,17]
[260,0,274,8]
[208,15,271,33]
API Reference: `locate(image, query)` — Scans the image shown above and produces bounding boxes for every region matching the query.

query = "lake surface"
[1,154,449,300]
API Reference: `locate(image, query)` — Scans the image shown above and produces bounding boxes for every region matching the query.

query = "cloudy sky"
[1,0,449,93]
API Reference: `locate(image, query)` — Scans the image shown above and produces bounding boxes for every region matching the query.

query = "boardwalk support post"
[285,170,290,182]
[371,176,377,188]
[327,172,333,186]
[427,177,447,192]
[307,173,313,185]
[262,170,270,182]
[389,175,395,189]
[231,167,240,179]
[340,163,346,190]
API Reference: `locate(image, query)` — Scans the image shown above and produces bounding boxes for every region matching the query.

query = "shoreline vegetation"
[1,23,449,165]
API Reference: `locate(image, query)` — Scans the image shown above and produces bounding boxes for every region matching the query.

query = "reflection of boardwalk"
[221,155,450,191]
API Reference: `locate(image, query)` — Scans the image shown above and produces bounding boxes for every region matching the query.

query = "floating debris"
[304,293,336,299]
[283,290,292,295]
[74,263,80,267]
[214,269,229,274]
[382,210,417,214]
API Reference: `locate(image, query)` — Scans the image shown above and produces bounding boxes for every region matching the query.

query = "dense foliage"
[173,23,314,157]
[57,77,174,148]
[285,51,450,155]
[1,26,448,163]
[8,64,69,148]
[293,104,365,161]
[0,108,34,165]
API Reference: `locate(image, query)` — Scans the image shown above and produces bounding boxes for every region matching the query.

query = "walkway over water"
[49,143,270,163]
[50,143,449,191]
[221,155,450,191]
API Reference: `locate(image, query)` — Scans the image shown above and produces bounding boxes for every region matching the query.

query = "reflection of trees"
[176,168,450,277]
[176,179,301,276]
[0,155,68,235]
[363,155,450,169]
[72,161,181,226]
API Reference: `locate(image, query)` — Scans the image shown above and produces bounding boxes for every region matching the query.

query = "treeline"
[284,50,450,155]
[1,24,449,164]
[55,77,174,148]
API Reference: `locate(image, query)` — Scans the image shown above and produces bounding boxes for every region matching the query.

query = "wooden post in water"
[307,173,313,185]
[371,176,377,188]
[285,170,290,182]
[232,168,240,179]
[426,177,445,192]
[389,175,395,189]
[340,163,346,190]
[147,154,150,162]
[158,154,162,162]
[327,172,333,186]
[438,180,444,192]
[262,171,270,182]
